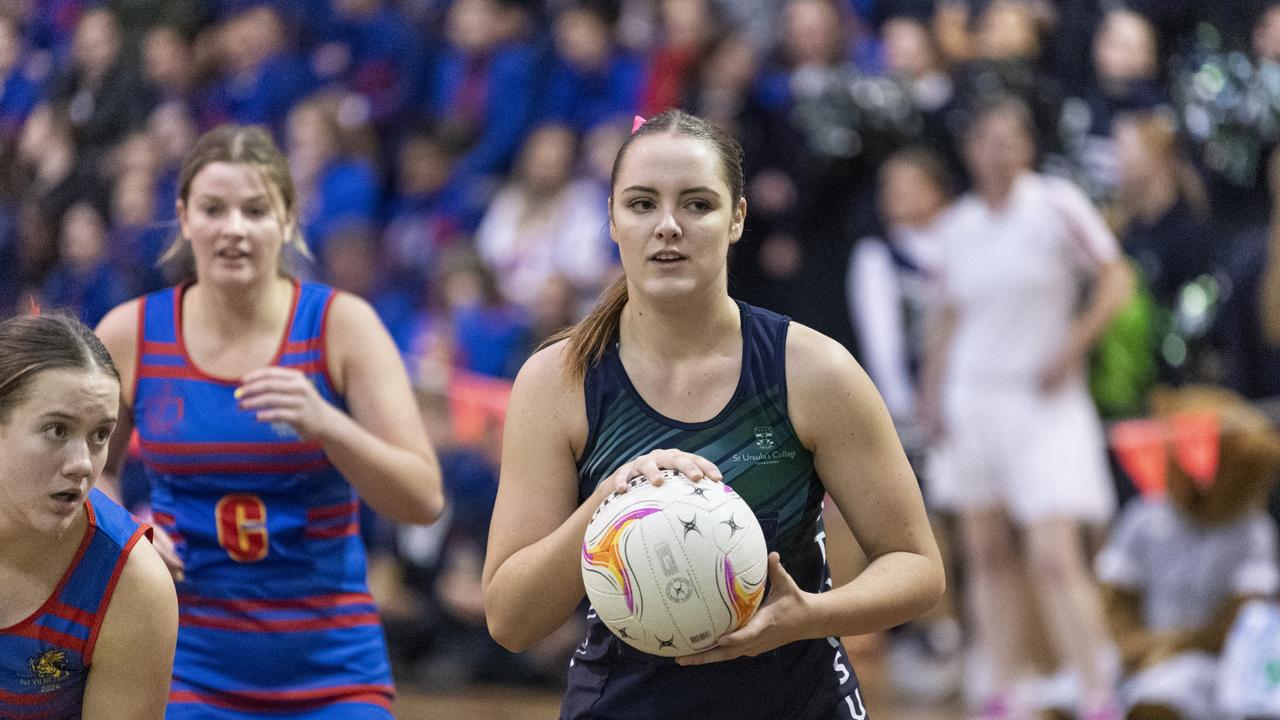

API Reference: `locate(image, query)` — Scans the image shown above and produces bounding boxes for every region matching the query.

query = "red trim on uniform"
[131,298,146,406]
[83,522,150,664]
[144,458,332,475]
[173,279,302,385]
[1046,181,1105,266]
[288,360,326,375]
[140,438,324,456]
[140,340,182,356]
[168,684,394,712]
[136,365,211,380]
[305,522,360,539]
[281,338,324,354]
[48,600,95,629]
[177,592,374,613]
[0,686,57,703]
[178,611,382,633]
[306,500,359,522]
[0,503,96,643]
[319,289,341,395]
[5,622,85,652]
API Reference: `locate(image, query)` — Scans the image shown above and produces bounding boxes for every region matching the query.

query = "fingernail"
[233,388,244,399]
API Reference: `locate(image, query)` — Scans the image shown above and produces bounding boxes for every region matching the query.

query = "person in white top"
[476,124,616,315]
[920,98,1135,720]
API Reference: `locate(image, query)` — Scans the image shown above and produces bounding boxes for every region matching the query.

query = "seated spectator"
[40,200,129,325]
[0,14,39,142]
[312,0,423,125]
[540,0,644,133]
[639,0,721,116]
[475,123,613,314]
[142,25,197,106]
[286,94,382,260]
[201,5,314,133]
[383,124,469,291]
[880,14,964,180]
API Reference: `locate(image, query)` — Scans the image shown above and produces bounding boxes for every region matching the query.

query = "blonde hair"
[161,124,309,280]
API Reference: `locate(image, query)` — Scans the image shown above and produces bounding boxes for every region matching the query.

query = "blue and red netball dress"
[0,489,151,720]
[132,280,395,719]
[563,302,869,720]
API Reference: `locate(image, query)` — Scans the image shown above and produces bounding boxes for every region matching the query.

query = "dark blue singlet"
[562,301,869,720]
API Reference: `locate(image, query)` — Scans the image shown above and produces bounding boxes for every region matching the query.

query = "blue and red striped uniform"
[0,489,151,720]
[133,280,395,719]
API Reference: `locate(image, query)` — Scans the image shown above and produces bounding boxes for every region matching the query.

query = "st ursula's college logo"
[753,426,776,450]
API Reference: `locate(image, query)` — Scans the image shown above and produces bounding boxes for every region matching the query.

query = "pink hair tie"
[631,115,647,134]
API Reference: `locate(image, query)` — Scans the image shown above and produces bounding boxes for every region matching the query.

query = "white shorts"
[927,379,1116,526]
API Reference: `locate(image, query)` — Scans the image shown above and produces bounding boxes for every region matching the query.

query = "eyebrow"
[620,185,722,196]
[37,411,117,423]
[194,193,271,204]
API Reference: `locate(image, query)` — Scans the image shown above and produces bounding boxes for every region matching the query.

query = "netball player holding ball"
[483,109,944,719]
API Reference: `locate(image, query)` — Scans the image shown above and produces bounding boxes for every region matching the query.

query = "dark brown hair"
[162,124,308,279]
[0,314,120,423]
[549,108,745,378]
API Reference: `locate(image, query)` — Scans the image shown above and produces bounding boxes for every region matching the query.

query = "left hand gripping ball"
[581,470,768,656]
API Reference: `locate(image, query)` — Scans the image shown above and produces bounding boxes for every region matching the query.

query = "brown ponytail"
[545,108,745,378]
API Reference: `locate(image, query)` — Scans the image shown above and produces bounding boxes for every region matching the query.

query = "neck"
[0,509,87,576]
[1133,177,1178,223]
[188,275,294,338]
[619,285,740,362]
[977,173,1020,208]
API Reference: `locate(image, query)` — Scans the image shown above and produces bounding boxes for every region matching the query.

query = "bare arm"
[95,300,141,503]
[789,325,945,635]
[481,343,597,652]
[1041,256,1135,393]
[82,538,178,720]
[262,292,443,524]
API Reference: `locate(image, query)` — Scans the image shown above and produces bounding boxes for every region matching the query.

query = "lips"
[50,489,82,502]
[648,250,688,263]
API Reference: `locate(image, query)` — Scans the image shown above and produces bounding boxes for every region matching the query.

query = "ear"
[608,196,618,245]
[729,197,747,245]
[175,198,190,241]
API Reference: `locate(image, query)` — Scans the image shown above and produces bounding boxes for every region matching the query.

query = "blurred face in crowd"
[149,102,198,167]
[114,172,156,228]
[661,0,713,49]
[144,26,192,93]
[1255,6,1280,63]
[0,15,22,75]
[286,103,338,180]
[555,8,612,70]
[0,368,118,538]
[976,0,1039,61]
[221,7,283,75]
[1114,115,1175,196]
[879,159,947,229]
[178,161,292,288]
[1094,11,1156,83]
[398,135,452,196]
[519,125,576,195]
[59,203,108,271]
[784,0,845,68]
[73,9,120,78]
[965,106,1035,193]
[882,16,937,79]
[447,0,502,53]
[609,134,745,303]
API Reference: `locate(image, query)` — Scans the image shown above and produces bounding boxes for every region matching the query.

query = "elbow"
[407,488,446,526]
[484,597,533,653]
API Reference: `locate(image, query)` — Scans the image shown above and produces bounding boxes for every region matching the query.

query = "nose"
[654,207,681,241]
[224,208,247,236]
[61,439,93,482]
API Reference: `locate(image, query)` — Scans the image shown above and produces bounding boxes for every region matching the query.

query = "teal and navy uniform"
[0,489,151,720]
[133,280,395,719]
[563,301,869,720]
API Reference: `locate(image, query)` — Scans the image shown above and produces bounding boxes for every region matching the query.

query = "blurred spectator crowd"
[9,0,1280,707]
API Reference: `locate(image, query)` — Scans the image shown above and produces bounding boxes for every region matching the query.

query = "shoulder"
[513,340,580,398]
[784,323,867,406]
[94,536,176,659]
[508,340,588,450]
[95,297,143,351]
[324,290,386,341]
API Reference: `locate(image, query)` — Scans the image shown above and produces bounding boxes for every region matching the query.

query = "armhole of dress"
[775,317,792,417]
[319,288,342,398]
[131,297,147,409]
[576,359,604,467]
[82,523,151,666]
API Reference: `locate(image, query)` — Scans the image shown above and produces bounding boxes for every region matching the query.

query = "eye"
[628,198,655,212]
[686,199,712,212]
[92,426,114,445]
[245,205,270,219]
[201,203,224,216]
[43,424,68,441]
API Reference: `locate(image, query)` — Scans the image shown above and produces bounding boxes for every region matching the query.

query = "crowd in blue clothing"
[8,0,1280,697]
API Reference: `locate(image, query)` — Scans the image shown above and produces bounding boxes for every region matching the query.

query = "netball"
[581,470,768,657]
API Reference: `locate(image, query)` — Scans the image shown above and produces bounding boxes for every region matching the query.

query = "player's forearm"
[316,410,444,525]
[1068,259,1134,355]
[484,499,600,652]
[801,550,944,639]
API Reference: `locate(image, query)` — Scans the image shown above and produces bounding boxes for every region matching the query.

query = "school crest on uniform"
[26,649,70,689]
[753,426,776,450]
[141,381,184,436]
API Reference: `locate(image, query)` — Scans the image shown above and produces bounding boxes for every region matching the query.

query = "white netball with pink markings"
[580,469,768,657]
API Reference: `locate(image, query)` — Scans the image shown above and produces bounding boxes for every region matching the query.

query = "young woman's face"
[178,161,291,288]
[0,369,118,537]
[610,134,745,303]
[965,110,1035,189]
[880,161,945,228]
